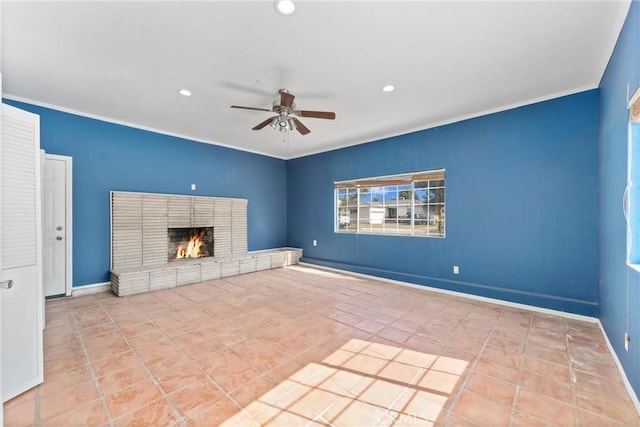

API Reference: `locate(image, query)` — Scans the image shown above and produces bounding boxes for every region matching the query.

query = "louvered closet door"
[1,103,43,401]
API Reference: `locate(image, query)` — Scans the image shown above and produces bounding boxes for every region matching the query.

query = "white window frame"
[335,169,445,238]
[626,86,640,269]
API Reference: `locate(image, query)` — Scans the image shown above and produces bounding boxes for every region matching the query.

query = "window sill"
[627,262,640,273]
[335,230,445,239]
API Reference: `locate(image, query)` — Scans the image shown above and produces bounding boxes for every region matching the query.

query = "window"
[627,87,640,265]
[335,170,445,237]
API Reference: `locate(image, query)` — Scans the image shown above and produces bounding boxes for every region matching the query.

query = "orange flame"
[175,230,206,259]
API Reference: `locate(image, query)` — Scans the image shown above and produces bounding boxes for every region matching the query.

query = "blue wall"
[3,90,603,316]
[288,91,600,316]
[598,1,640,401]
[3,99,288,287]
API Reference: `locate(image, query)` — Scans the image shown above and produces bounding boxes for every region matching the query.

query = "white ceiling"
[1,1,630,159]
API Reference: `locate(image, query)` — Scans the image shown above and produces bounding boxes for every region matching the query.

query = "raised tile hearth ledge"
[110,247,302,296]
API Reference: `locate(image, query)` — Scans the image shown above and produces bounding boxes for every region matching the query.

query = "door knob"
[1,279,13,289]
[56,225,63,231]
[56,236,63,241]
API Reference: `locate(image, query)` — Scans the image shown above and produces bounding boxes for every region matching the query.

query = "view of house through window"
[335,170,445,237]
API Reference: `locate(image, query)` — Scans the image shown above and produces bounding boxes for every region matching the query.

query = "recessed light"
[274,0,296,16]
[178,89,192,97]
[382,85,395,93]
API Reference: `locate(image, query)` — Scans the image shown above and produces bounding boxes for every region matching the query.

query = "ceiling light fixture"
[274,0,296,16]
[178,89,192,97]
[278,117,289,132]
[382,85,395,93]
[269,113,297,133]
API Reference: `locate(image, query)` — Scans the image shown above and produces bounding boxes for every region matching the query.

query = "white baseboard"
[71,281,111,297]
[597,320,640,415]
[298,262,597,323]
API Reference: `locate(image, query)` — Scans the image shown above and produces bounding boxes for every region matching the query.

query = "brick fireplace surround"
[109,191,301,296]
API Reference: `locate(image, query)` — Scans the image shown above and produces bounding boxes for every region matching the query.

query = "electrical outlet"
[625,332,630,352]
[453,265,459,274]
[313,240,317,247]
[191,183,196,191]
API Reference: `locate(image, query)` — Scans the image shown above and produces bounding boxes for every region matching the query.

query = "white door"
[1,103,44,402]
[43,155,72,297]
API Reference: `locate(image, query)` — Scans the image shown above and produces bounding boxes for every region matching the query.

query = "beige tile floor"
[3,265,639,426]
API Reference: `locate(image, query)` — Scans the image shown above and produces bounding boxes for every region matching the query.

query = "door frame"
[43,153,73,297]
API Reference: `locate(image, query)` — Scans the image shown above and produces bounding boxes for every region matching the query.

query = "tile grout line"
[564,317,580,427]
[385,364,431,424]
[430,299,489,424]
[116,296,227,425]
[507,309,534,427]
[87,295,181,422]
[70,297,116,427]
[124,293,283,424]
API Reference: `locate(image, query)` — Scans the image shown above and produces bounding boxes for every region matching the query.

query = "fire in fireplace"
[168,227,214,261]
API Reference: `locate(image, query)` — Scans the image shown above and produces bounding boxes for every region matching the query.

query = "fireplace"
[168,227,214,261]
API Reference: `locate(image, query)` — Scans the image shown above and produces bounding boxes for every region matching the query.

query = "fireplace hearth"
[110,192,302,296]
[168,227,214,261]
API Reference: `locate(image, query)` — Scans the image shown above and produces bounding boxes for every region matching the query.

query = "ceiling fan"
[231,89,336,135]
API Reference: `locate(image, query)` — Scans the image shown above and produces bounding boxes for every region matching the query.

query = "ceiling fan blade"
[293,118,310,135]
[280,91,295,109]
[252,117,276,130]
[231,105,272,112]
[297,110,336,120]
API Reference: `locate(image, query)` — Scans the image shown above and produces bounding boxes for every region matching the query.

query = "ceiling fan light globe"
[274,0,296,16]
